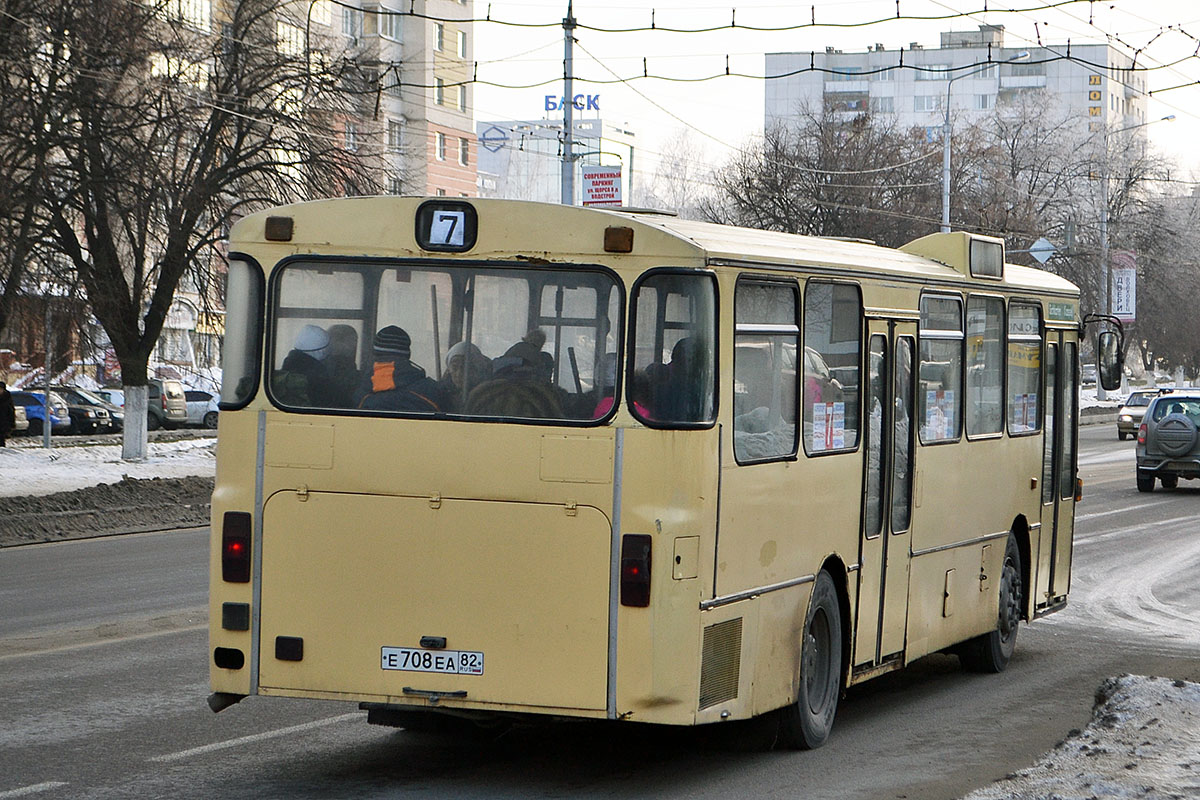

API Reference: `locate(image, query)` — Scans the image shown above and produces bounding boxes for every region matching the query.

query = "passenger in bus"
[356,325,441,413]
[436,340,493,412]
[656,337,709,421]
[325,324,360,408]
[591,353,621,418]
[273,324,332,407]
[465,330,564,418]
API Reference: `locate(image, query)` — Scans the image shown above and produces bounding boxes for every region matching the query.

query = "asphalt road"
[2,424,1198,799]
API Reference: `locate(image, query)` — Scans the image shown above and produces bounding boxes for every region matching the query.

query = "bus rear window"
[219,258,263,408]
[627,271,717,427]
[266,260,622,423]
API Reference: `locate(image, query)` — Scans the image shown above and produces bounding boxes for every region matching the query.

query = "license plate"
[381,647,484,675]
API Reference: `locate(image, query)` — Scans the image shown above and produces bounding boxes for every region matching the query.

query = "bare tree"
[634,129,713,219]
[22,0,381,457]
[701,108,941,247]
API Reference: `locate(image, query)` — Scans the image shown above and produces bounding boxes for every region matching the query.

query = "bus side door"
[855,321,916,668]
[1037,336,1077,609]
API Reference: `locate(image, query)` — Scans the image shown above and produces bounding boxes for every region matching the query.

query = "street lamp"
[941,51,1029,233]
[1096,113,1175,400]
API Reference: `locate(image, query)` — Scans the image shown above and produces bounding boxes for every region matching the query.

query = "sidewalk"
[1,433,216,498]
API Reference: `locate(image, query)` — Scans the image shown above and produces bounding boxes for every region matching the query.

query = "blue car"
[11,391,71,436]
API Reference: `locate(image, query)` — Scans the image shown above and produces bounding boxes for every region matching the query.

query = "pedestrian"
[0,381,14,447]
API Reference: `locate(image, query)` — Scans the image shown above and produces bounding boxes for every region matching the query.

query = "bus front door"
[1037,338,1077,611]
[855,323,916,669]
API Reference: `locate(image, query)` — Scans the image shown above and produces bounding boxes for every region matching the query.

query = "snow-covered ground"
[0,437,216,498]
[963,675,1200,800]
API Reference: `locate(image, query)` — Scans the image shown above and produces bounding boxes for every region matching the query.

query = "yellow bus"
[207,197,1102,748]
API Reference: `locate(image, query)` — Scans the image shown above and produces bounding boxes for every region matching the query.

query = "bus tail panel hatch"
[257,491,610,712]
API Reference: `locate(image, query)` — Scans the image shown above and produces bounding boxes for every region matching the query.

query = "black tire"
[204,411,219,429]
[959,534,1022,673]
[29,418,43,436]
[1118,431,1128,441]
[1137,472,1155,493]
[1161,474,1179,490]
[147,413,161,431]
[777,571,842,750]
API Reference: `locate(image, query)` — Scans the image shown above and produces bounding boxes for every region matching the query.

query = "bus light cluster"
[620,534,652,607]
[222,511,252,583]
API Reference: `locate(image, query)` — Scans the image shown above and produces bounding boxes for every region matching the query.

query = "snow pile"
[0,438,216,498]
[964,675,1200,800]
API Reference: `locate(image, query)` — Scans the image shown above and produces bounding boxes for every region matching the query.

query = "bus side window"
[803,281,861,455]
[733,278,799,462]
[918,295,964,444]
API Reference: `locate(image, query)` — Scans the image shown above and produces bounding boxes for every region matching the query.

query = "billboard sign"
[1111,250,1136,322]
[581,165,622,207]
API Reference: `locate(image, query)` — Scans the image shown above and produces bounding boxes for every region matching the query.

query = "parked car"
[1081,363,1098,386]
[184,390,220,428]
[10,390,71,436]
[1135,389,1200,491]
[12,405,28,433]
[53,386,124,433]
[148,378,189,430]
[94,388,125,409]
[1116,390,1160,440]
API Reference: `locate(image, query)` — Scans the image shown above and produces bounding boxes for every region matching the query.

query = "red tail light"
[1138,423,1147,445]
[222,511,252,582]
[620,534,652,607]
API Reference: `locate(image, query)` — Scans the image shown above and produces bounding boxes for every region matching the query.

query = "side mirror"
[1097,330,1123,391]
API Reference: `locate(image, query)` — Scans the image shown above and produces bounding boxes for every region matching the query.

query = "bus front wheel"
[958,534,1022,673]
[777,570,842,750]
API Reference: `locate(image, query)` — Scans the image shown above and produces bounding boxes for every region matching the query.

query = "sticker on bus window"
[924,390,956,440]
[812,401,846,451]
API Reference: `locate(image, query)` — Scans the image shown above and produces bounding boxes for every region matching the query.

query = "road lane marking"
[1075,500,1165,521]
[150,713,361,763]
[0,783,69,798]
[0,622,206,661]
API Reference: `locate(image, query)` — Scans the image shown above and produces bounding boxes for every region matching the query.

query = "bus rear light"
[222,511,252,583]
[1075,477,1083,502]
[620,534,652,607]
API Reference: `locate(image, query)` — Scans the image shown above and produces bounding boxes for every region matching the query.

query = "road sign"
[1029,237,1056,264]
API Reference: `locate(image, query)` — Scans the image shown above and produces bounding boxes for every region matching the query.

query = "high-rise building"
[340,0,476,197]
[765,26,1146,138]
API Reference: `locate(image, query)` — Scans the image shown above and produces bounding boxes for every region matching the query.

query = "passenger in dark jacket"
[273,324,332,407]
[356,325,441,412]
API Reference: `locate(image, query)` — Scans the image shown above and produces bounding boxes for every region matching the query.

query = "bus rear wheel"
[959,534,1022,673]
[777,570,842,750]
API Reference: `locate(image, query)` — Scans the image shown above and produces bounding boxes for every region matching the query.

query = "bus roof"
[231,197,1079,298]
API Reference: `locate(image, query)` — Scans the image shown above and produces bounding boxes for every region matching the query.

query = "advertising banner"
[581,165,622,207]
[1111,250,1137,323]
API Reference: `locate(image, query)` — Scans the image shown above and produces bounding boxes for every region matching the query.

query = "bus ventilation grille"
[698,617,743,710]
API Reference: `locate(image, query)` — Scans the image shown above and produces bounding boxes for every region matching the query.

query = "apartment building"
[337,0,476,196]
[765,25,1146,137]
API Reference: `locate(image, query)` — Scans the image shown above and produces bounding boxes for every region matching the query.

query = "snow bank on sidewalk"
[0,439,216,498]
[963,675,1200,800]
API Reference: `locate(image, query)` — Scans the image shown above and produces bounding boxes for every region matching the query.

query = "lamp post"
[1096,113,1174,400]
[941,51,1029,233]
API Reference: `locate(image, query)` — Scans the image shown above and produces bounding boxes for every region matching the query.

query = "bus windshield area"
[251,259,717,426]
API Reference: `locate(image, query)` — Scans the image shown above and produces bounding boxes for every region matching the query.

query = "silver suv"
[1135,390,1200,492]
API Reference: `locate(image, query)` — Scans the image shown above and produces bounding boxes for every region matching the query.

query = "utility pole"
[560,1,576,205]
[1098,126,1109,402]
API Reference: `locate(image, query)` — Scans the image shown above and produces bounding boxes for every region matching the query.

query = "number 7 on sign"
[430,210,465,246]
